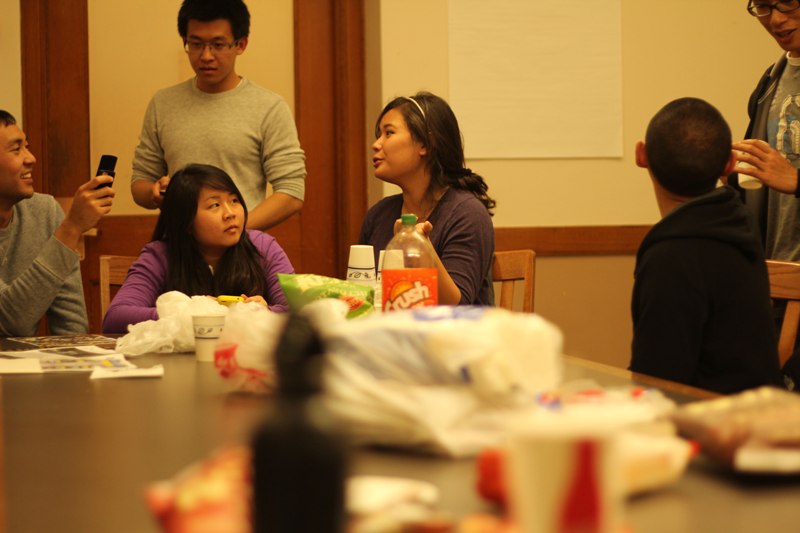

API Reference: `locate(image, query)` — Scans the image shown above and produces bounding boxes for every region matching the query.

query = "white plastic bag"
[115,291,228,356]
[320,307,565,456]
[322,307,563,405]
[213,301,288,390]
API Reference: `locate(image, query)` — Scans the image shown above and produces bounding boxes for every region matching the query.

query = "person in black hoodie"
[630,97,784,394]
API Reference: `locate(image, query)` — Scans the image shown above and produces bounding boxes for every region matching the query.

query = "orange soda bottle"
[381,214,438,311]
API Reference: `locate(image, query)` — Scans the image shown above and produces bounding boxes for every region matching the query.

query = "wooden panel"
[82,216,158,333]
[19,0,45,195]
[290,0,339,275]
[20,0,89,197]
[334,1,368,275]
[291,0,338,277]
[268,0,367,279]
[766,260,800,367]
[492,249,535,313]
[495,225,651,256]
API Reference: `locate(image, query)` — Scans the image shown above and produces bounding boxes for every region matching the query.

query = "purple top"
[102,230,293,333]
[359,188,495,305]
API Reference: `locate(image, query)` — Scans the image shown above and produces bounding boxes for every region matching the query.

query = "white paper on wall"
[448,0,623,159]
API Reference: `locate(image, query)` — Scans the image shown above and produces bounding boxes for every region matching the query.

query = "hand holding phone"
[95,154,117,188]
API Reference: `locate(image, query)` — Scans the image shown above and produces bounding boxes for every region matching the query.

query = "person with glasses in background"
[131,0,306,231]
[734,0,800,385]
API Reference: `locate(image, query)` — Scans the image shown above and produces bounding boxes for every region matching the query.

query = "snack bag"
[146,446,251,533]
[278,273,374,318]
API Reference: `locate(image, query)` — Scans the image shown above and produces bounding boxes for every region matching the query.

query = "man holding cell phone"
[0,110,115,336]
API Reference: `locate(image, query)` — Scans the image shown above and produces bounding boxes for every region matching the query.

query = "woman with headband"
[359,91,496,305]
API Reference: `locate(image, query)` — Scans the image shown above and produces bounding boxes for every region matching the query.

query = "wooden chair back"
[492,249,536,312]
[99,255,137,320]
[766,259,800,367]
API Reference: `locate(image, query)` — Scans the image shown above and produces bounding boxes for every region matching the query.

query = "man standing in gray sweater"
[0,110,115,336]
[131,0,306,231]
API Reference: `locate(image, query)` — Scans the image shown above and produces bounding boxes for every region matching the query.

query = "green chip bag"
[278,273,374,318]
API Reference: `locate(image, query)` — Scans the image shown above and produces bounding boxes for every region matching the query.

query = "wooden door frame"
[284,0,367,278]
[20,0,90,197]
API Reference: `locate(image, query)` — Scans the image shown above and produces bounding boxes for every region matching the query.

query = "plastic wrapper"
[211,303,565,456]
[277,273,374,318]
[671,386,800,473]
[115,292,229,356]
[319,306,565,457]
[146,446,252,533]
[213,302,287,393]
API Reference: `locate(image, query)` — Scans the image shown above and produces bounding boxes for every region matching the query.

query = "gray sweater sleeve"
[0,196,88,336]
[131,96,168,184]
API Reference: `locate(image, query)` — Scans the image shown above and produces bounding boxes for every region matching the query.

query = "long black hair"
[152,164,267,297]
[376,91,495,214]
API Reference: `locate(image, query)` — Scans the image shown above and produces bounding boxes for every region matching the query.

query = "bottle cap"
[401,214,418,225]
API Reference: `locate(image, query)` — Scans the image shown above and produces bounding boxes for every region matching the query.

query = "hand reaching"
[242,294,269,309]
[392,218,433,238]
[733,139,798,194]
[151,176,170,208]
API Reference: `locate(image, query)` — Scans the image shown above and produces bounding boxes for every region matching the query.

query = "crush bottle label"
[382,268,438,310]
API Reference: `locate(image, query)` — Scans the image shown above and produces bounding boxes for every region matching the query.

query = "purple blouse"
[102,230,293,333]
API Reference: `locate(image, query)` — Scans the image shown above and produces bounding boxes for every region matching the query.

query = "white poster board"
[448,0,623,159]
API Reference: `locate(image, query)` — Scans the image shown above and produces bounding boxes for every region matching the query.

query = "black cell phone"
[95,154,117,188]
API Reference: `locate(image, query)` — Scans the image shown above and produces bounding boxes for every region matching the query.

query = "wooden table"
[2,351,798,532]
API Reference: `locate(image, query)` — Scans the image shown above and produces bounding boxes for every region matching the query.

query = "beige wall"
[87,0,295,215]
[0,0,22,121]
[535,255,636,368]
[373,0,778,227]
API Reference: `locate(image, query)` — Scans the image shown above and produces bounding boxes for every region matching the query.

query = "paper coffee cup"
[347,245,376,285]
[377,250,386,275]
[508,421,623,533]
[738,172,763,190]
[192,315,226,363]
[736,154,763,190]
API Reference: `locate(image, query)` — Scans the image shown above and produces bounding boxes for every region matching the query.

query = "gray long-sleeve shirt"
[0,194,88,336]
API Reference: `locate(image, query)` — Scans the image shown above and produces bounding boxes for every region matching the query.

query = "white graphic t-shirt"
[766,53,800,260]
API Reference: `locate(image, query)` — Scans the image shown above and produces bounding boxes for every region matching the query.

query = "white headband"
[403,96,426,119]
